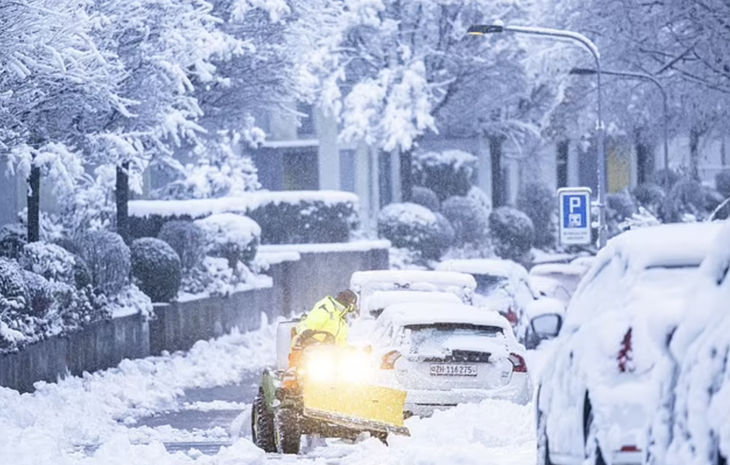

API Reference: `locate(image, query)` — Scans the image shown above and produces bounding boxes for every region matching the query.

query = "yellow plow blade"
[303,381,409,435]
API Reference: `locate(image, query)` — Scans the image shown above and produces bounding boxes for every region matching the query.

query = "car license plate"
[429,364,478,377]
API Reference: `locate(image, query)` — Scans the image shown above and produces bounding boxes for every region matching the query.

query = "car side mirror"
[530,313,563,340]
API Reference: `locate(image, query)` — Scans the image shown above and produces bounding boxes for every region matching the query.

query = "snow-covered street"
[0,315,546,465]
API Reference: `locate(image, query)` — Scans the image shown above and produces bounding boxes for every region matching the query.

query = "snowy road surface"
[0,315,548,465]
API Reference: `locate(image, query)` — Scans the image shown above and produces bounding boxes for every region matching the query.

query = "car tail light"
[509,353,528,373]
[381,350,402,370]
[620,445,640,453]
[504,307,519,325]
[618,327,634,373]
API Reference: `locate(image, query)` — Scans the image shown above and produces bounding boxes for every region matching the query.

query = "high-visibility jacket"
[293,296,350,347]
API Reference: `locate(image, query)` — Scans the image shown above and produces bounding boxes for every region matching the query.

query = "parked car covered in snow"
[370,302,532,417]
[435,259,564,344]
[528,263,586,304]
[349,269,476,318]
[645,219,730,465]
[536,222,724,465]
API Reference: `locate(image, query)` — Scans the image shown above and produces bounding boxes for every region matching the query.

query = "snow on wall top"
[258,240,390,254]
[128,190,360,218]
[436,258,527,278]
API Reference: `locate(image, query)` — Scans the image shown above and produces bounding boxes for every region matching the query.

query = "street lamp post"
[468,23,608,249]
[569,67,670,188]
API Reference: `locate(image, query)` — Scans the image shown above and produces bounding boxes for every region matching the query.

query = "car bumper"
[404,376,532,417]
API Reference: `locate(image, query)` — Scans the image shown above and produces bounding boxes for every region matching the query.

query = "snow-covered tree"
[304,0,538,202]
[85,0,242,242]
[0,0,126,241]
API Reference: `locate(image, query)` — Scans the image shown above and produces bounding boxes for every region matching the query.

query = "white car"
[645,219,730,465]
[436,259,564,343]
[536,222,724,465]
[370,302,533,418]
[528,263,586,304]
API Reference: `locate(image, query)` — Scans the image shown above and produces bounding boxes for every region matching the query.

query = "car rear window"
[402,323,503,354]
[473,275,509,293]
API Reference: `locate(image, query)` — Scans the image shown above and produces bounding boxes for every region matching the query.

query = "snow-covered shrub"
[467,185,492,212]
[434,212,456,251]
[0,258,29,313]
[377,203,445,262]
[633,182,666,217]
[488,207,534,267]
[650,168,680,190]
[441,196,490,246]
[606,190,638,238]
[411,186,440,212]
[715,169,730,198]
[619,207,661,232]
[0,224,27,260]
[151,131,261,200]
[412,150,478,201]
[75,231,131,296]
[194,213,261,269]
[157,220,207,271]
[18,242,77,286]
[20,270,54,318]
[16,209,65,242]
[516,183,556,248]
[130,238,182,303]
[661,178,707,223]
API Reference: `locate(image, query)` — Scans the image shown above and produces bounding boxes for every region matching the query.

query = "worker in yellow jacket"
[292,289,358,348]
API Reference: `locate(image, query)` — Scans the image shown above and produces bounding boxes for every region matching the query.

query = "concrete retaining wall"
[0,245,388,393]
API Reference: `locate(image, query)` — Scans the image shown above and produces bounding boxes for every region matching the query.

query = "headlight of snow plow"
[302,350,373,384]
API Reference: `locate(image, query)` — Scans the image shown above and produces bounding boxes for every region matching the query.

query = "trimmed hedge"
[378,202,445,262]
[128,192,359,245]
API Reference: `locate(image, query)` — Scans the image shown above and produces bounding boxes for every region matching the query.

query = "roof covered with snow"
[379,302,511,330]
[598,221,725,272]
[350,270,477,291]
[436,259,528,278]
[365,290,462,311]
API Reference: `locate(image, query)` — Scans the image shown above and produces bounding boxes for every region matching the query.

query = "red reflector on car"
[619,445,640,452]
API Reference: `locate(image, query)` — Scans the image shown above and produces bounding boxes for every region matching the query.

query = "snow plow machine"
[251,319,410,454]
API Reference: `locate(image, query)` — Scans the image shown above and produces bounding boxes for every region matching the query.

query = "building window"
[283,148,319,190]
[297,102,316,137]
[340,149,356,193]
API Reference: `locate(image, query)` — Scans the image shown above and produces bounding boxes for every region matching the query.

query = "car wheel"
[536,409,554,465]
[584,409,607,465]
[251,388,276,453]
[274,407,302,454]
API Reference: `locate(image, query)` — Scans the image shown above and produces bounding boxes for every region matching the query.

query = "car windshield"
[473,274,509,294]
[403,323,503,354]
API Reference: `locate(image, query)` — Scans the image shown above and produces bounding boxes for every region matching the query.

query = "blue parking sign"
[558,187,592,245]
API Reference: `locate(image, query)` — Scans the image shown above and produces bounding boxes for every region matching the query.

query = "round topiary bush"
[433,212,456,253]
[19,242,77,286]
[411,186,440,212]
[194,213,262,269]
[441,196,490,246]
[21,270,54,317]
[130,238,182,303]
[633,182,665,216]
[74,231,131,296]
[516,183,556,249]
[377,203,445,262]
[157,220,207,271]
[412,150,478,201]
[661,178,706,222]
[650,168,680,191]
[0,224,27,260]
[489,207,534,266]
[606,190,638,237]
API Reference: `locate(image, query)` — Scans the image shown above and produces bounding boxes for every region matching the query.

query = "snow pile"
[0,315,277,465]
[321,400,535,465]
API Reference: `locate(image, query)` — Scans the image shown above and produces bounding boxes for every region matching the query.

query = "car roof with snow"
[378,302,512,330]
[365,290,462,311]
[529,263,586,277]
[436,259,527,278]
[350,270,477,290]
